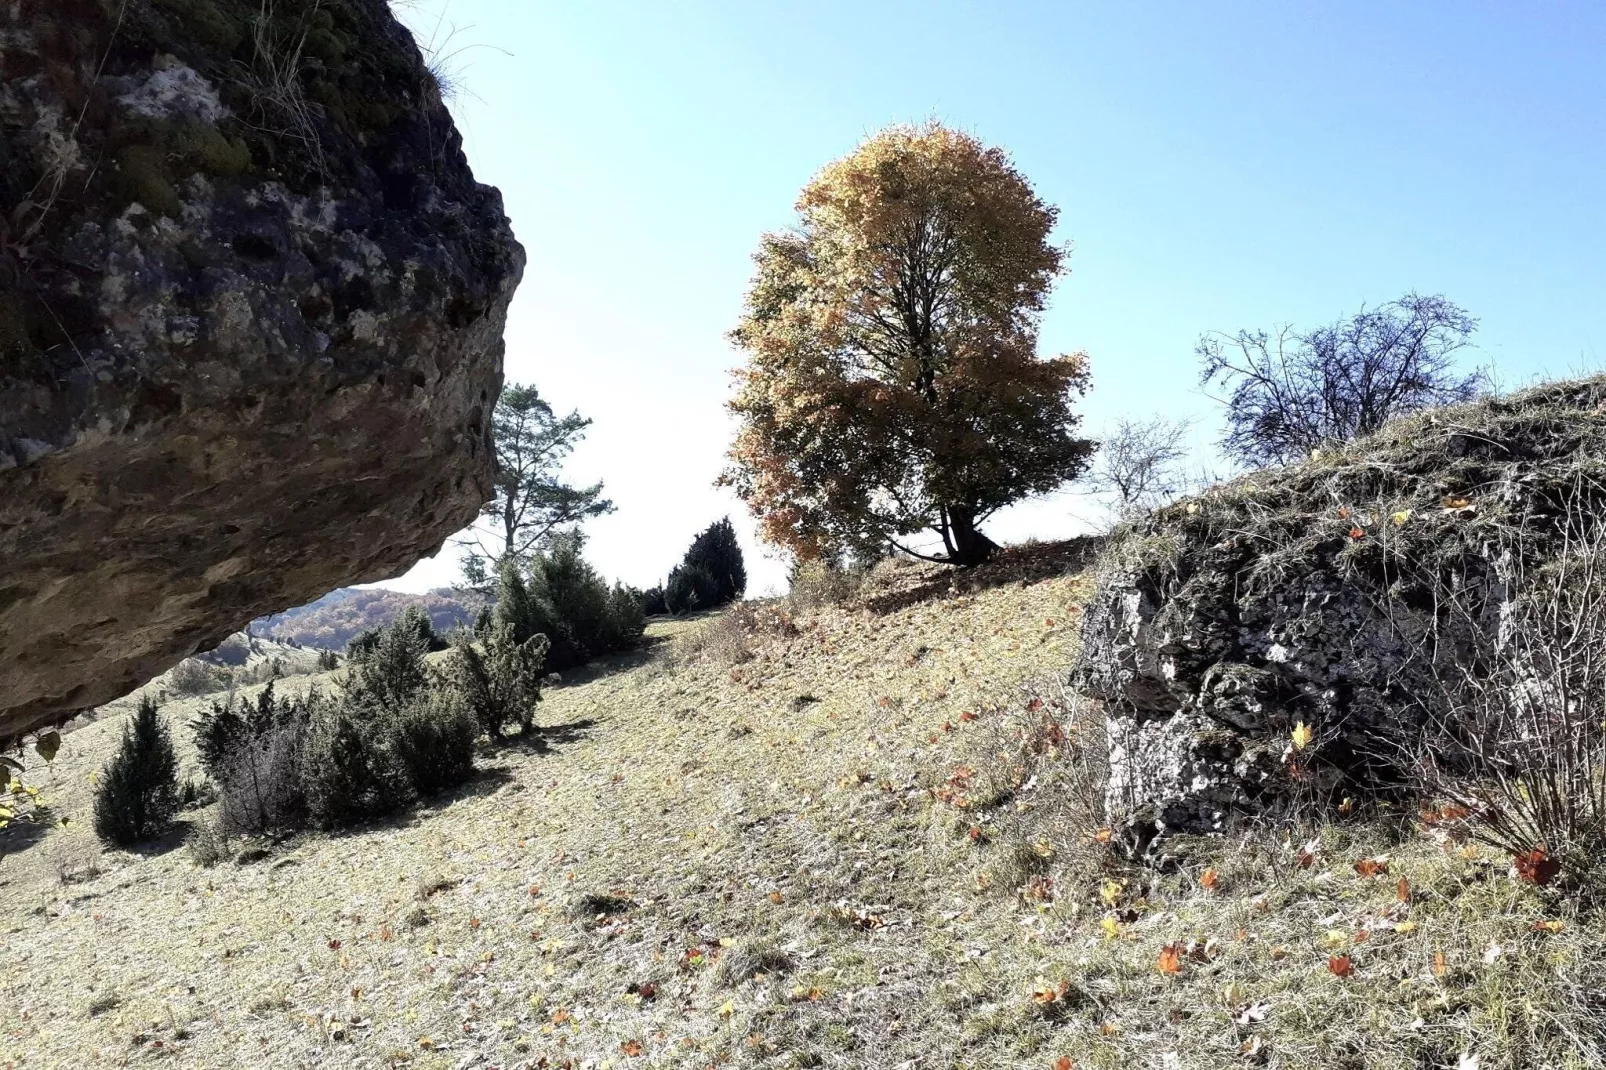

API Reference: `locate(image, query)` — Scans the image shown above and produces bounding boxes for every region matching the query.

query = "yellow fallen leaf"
[1291,722,1314,751]
[1394,921,1417,934]
[718,1000,736,1018]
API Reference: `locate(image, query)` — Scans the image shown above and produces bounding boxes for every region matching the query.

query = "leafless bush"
[785,560,864,611]
[1088,415,1195,518]
[1415,489,1606,886]
[166,657,232,696]
[675,602,799,668]
[215,710,308,836]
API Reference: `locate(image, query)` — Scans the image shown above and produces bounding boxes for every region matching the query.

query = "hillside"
[3,543,1601,1069]
[253,587,486,652]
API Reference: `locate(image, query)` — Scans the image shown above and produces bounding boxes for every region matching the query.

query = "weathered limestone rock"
[0,0,523,741]
[1076,378,1606,851]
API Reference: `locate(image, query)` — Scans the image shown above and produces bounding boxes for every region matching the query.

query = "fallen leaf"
[1533,919,1565,934]
[1200,868,1219,891]
[1513,848,1561,886]
[1053,1058,1073,1070]
[1291,722,1314,751]
[1156,943,1184,974]
[1353,858,1390,878]
[1327,954,1354,978]
[621,1040,644,1057]
[1432,950,1448,977]
[1397,877,1411,903]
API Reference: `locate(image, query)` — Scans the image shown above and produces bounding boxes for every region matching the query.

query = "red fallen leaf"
[1200,868,1219,890]
[1353,858,1390,878]
[1353,929,1371,943]
[327,939,341,950]
[1026,698,1044,712]
[1296,849,1316,869]
[1514,848,1561,886]
[1337,506,1352,519]
[1396,877,1411,903]
[1328,954,1354,977]
[1348,527,1366,540]
[1053,1058,1073,1070]
[968,826,984,843]
[959,711,978,723]
[1156,943,1184,974]
[621,1040,644,1057]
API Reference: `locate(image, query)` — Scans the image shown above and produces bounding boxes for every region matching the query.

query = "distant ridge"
[254,588,485,651]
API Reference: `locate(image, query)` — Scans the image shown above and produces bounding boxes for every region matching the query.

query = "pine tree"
[93,696,181,847]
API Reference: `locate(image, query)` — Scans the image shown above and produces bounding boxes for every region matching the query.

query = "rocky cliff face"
[1076,378,1606,852]
[0,0,523,742]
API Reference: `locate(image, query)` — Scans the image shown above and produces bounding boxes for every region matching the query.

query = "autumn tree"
[723,122,1094,567]
[1198,293,1486,466]
[462,384,613,589]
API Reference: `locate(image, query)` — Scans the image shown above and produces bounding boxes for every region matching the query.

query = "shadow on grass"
[0,810,54,864]
[503,717,597,757]
[545,631,682,689]
[858,536,1104,616]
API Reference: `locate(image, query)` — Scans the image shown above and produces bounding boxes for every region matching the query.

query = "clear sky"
[378,0,1606,595]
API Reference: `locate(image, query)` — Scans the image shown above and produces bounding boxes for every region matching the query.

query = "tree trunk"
[945,506,998,567]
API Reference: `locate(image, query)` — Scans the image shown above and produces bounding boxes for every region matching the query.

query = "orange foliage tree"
[722,122,1093,567]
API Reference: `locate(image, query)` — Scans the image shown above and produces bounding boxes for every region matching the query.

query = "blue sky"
[380,0,1606,594]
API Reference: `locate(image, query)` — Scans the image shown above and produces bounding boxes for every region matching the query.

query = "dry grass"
[2,542,1602,1068]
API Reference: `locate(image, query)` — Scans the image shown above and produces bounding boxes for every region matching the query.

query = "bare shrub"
[1087,415,1195,517]
[1415,494,1606,886]
[675,602,799,668]
[785,560,863,611]
[166,657,232,696]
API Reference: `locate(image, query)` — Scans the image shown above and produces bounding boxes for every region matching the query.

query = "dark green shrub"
[665,562,717,615]
[301,700,412,829]
[641,585,668,616]
[684,517,747,604]
[346,626,382,661]
[603,582,647,649]
[444,621,550,739]
[315,648,340,671]
[346,610,431,713]
[93,696,180,847]
[661,518,748,614]
[490,535,645,673]
[387,691,478,797]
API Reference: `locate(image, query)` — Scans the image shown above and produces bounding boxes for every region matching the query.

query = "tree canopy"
[462,384,613,588]
[1198,293,1485,466]
[722,122,1093,567]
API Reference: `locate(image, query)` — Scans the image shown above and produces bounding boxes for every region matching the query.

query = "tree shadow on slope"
[503,717,597,757]
[857,536,1104,616]
[546,632,675,688]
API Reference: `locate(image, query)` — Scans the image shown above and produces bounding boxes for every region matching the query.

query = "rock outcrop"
[1076,377,1606,851]
[0,0,523,742]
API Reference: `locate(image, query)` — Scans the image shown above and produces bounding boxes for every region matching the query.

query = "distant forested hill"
[254,588,484,651]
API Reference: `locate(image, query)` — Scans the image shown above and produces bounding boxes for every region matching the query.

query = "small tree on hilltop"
[94,696,181,847]
[1198,293,1486,467]
[1088,416,1195,517]
[723,121,1095,567]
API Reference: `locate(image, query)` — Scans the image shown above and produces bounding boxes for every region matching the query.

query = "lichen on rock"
[1077,377,1606,852]
[0,0,524,742]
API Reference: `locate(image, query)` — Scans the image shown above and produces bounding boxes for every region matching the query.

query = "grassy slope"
[3,546,1602,1070]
